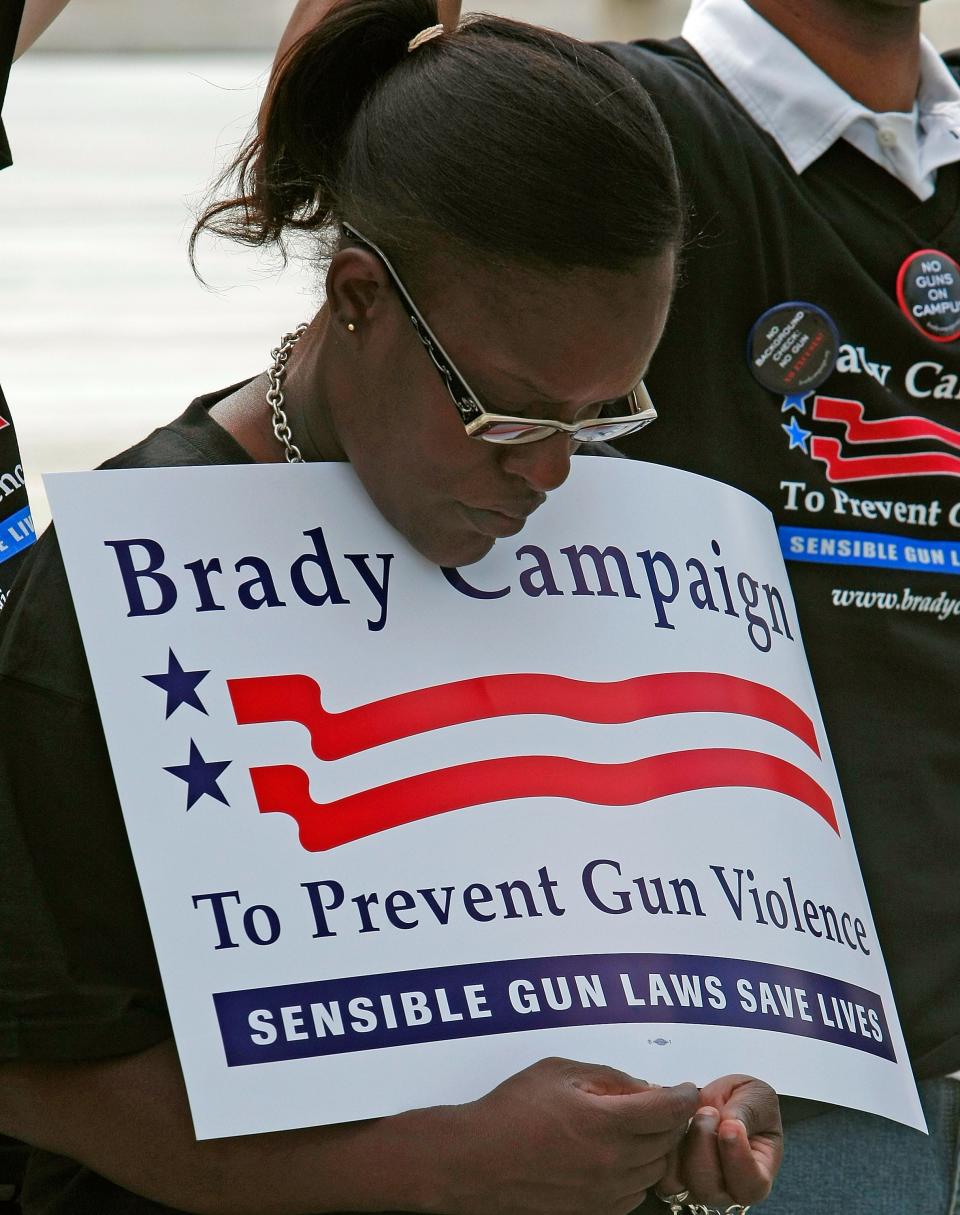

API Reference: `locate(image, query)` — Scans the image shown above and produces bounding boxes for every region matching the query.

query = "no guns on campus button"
[897,249,960,342]
[747,302,840,395]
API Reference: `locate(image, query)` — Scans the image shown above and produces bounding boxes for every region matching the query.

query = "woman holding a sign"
[0,2,782,1213]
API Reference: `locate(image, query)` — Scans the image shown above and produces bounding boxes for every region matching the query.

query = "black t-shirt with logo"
[607,38,960,1079]
[0,0,35,610]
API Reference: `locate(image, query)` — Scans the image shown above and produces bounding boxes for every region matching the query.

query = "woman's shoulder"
[101,384,256,473]
[0,383,255,704]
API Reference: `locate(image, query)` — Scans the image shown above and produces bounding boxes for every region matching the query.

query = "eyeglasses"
[342,223,658,446]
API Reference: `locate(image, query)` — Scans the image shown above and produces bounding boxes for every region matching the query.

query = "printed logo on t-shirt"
[772,345,960,589]
[807,394,960,483]
[0,506,35,568]
[835,344,892,388]
[0,463,24,501]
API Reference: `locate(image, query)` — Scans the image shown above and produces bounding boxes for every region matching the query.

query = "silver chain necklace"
[266,322,309,463]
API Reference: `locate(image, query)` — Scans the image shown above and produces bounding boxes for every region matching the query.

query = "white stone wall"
[27,0,960,54]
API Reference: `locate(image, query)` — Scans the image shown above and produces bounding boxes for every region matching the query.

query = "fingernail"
[719,1117,745,1143]
[696,1109,719,1132]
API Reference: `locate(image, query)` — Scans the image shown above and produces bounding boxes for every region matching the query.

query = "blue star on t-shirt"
[782,392,810,414]
[164,740,231,810]
[782,417,812,452]
[144,649,210,718]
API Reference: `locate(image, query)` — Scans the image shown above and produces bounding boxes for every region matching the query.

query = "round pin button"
[747,302,840,395]
[896,249,960,343]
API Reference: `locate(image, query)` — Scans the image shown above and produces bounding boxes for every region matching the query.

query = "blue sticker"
[0,506,36,565]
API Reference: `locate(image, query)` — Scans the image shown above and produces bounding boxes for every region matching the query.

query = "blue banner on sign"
[780,526,960,574]
[213,951,895,1068]
[0,507,36,565]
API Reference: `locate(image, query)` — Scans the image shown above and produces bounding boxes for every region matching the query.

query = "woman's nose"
[500,432,575,494]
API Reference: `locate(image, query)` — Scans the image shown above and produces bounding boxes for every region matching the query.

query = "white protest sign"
[47,459,924,1139]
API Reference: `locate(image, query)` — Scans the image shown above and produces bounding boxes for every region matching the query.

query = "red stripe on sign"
[811,436,960,482]
[813,396,960,451]
[229,672,819,759]
[248,749,839,851]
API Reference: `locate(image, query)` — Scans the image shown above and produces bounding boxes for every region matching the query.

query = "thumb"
[709,1076,782,1137]
[564,1061,652,1097]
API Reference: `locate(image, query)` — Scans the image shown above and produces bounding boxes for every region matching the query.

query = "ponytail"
[192,0,436,260]
[192,0,682,275]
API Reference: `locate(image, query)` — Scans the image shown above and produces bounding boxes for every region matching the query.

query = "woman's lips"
[461,502,540,538]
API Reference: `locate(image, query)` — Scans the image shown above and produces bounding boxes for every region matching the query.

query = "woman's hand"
[439,1056,701,1215]
[656,1075,783,1209]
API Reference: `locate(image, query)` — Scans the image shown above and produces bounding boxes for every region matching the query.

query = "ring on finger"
[654,1191,690,1215]
[687,1205,751,1214]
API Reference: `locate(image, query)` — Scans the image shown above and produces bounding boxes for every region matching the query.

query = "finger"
[710,1076,782,1139]
[612,1189,650,1215]
[628,1128,691,1166]
[563,1060,651,1097]
[698,1073,750,1110]
[656,1143,685,1198]
[717,1119,782,1204]
[621,1154,675,1199]
[678,1106,728,1202]
[602,1082,699,1135]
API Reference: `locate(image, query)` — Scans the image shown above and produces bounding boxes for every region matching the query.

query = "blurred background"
[3,0,960,528]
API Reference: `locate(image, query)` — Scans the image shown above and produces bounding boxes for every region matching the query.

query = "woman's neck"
[279,316,346,462]
[210,313,345,464]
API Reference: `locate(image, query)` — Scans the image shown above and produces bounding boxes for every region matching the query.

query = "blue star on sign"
[144,649,210,718]
[164,740,231,810]
[782,417,812,452]
[781,392,810,414]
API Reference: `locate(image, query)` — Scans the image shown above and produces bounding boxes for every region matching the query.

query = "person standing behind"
[0,0,57,608]
[598,1,960,1210]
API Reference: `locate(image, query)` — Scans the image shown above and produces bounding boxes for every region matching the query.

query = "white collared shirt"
[682,0,960,199]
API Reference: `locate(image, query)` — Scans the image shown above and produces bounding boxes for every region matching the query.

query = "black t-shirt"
[0,383,32,611]
[0,0,36,610]
[0,0,23,172]
[0,388,622,1213]
[1,388,252,1063]
[606,39,960,1079]
[1,387,254,1214]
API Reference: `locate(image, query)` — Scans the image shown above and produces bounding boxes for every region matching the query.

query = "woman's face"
[325,248,676,568]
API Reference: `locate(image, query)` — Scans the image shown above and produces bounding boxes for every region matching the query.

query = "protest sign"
[47,459,925,1139]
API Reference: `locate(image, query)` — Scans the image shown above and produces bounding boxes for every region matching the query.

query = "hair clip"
[408,1,462,51]
[408,24,445,52]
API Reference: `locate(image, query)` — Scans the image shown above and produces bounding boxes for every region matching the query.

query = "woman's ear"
[325,248,392,333]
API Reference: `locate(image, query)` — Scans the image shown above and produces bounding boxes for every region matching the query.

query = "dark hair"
[192,0,681,278]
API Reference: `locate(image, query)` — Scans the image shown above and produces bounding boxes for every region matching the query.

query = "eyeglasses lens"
[477,422,557,444]
[571,417,654,442]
